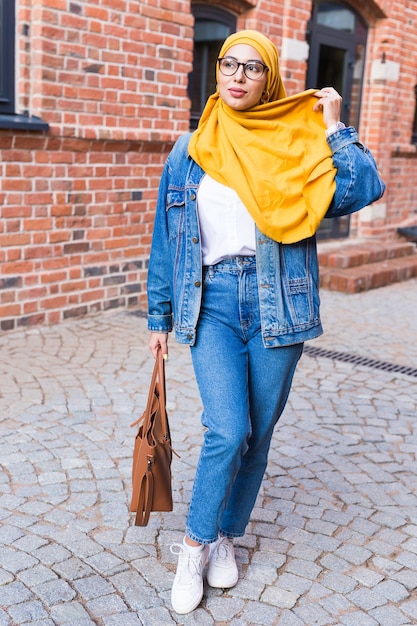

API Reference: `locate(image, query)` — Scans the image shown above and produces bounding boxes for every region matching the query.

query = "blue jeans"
[186,257,303,544]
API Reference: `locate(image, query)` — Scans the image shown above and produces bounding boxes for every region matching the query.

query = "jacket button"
[194,280,201,287]
[190,193,196,201]
[192,237,198,243]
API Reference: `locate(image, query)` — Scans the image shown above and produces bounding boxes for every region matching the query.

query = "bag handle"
[138,349,168,435]
[155,349,168,437]
[156,348,167,429]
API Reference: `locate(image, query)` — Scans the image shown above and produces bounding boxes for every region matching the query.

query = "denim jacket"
[147,127,385,347]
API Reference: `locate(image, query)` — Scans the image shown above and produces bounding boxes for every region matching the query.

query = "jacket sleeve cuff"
[327,126,361,153]
[148,313,173,333]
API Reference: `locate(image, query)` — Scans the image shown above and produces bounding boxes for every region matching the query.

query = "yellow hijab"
[188,30,337,244]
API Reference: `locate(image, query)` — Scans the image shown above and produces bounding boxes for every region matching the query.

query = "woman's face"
[217,43,268,111]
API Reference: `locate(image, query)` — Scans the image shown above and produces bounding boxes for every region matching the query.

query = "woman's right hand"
[149,332,169,360]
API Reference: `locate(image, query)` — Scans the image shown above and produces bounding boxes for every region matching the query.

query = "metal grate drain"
[303,345,417,378]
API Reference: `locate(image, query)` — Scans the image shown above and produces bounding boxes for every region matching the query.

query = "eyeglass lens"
[218,57,267,80]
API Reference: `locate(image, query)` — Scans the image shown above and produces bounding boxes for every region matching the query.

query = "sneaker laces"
[211,537,233,565]
[170,543,206,584]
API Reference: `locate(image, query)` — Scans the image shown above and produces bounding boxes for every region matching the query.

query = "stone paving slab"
[0,279,416,625]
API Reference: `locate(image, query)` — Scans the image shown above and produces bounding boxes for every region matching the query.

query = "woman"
[147,30,385,614]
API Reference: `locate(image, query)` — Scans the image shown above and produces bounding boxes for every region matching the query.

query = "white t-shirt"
[197,174,256,266]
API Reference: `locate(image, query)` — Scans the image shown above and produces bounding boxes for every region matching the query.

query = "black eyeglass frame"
[217,57,269,80]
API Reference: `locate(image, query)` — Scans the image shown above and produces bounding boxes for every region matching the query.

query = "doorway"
[188,5,236,130]
[307,1,367,239]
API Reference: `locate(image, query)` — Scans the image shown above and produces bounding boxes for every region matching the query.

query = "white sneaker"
[170,541,210,614]
[207,536,239,588]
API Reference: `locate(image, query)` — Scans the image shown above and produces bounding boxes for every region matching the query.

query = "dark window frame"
[0,0,15,114]
[412,84,417,145]
[0,0,48,130]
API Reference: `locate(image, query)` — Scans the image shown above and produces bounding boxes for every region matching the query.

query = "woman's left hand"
[312,87,342,129]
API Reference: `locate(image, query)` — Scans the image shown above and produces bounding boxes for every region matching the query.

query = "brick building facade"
[0,0,416,330]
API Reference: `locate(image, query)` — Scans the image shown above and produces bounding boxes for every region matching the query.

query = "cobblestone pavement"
[1,279,416,626]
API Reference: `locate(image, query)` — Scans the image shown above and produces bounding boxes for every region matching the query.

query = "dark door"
[308,34,355,125]
[307,1,367,240]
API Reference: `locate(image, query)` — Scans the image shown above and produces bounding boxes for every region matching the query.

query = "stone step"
[318,241,416,269]
[319,251,417,293]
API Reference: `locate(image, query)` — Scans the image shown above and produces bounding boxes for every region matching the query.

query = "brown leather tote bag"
[130,349,173,526]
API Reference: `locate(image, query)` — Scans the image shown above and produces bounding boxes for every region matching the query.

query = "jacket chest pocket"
[286,278,313,323]
[166,189,186,242]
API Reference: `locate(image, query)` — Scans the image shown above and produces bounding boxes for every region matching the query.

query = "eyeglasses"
[217,57,269,81]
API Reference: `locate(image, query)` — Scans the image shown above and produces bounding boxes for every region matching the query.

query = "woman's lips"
[228,88,246,98]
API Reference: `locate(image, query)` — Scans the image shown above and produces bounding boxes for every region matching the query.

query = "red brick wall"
[0,133,170,329]
[25,0,194,142]
[1,0,194,330]
[1,0,417,330]
[354,0,417,238]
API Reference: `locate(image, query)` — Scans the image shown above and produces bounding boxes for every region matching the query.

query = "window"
[317,2,355,32]
[189,5,236,129]
[0,0,15,114]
